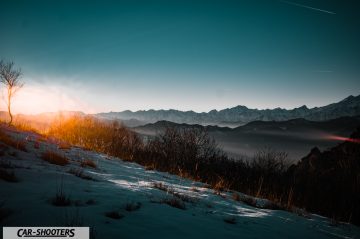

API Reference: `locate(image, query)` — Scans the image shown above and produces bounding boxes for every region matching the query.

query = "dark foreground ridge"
[288,128,360,224]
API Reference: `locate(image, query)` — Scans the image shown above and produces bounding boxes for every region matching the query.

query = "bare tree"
[0,60,24,125]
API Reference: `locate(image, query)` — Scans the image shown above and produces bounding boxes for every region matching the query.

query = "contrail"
[280,0,336,15]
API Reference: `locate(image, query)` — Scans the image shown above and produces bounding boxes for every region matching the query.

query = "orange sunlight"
[0,85,94,115]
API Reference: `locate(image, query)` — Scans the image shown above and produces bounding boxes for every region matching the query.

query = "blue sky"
[0,0,359,114]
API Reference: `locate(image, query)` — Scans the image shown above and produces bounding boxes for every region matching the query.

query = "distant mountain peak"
[298,105,308,109]
[341,95,357,102]
[97,94,360,126]
[208,109,218,114]
[234,105,248,109]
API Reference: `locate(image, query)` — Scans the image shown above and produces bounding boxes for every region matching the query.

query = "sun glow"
[0,84,94,115]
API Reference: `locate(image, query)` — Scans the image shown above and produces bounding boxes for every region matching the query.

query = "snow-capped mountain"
[97,95,360,127]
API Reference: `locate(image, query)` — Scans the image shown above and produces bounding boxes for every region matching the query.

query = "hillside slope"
[1,126,360,238]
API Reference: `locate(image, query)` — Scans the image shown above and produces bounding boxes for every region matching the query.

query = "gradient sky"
[0,0,359,114]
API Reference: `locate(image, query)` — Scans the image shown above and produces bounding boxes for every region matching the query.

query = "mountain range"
[97,95,360,127]
[134,116,360,161]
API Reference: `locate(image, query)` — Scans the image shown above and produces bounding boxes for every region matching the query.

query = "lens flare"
[326,135,360,144]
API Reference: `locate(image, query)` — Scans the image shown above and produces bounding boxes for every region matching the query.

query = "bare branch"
[0,60,24,125]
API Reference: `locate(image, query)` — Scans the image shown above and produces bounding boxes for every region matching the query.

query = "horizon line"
[4,94,356,116]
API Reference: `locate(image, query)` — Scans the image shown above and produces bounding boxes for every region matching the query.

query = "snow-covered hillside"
[1,126,359,239]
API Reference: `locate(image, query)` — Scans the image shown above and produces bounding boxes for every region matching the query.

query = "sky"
[0,0,359,114]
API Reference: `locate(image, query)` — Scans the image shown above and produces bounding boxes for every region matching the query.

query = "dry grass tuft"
[232,192,282,210]
[51,181,72,206]
[51,191,71,206]
[153,182,197,204]
[232,193,241,201]
[80,159,97,168]
[68,168,96,181]
[58,142,72,150]
[125,202,142,212]
[153,182,168,191]
[104,210,124,219]
[190,187,200,192]
[0,130,27,152]
[161,197,186,210]
[144,164,156,171]
[224,216,237,224]
[42,151,69,166]
[211,177,231,192]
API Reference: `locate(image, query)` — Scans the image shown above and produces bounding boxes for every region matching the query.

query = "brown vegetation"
[152,182,196,203]
[68,168,96,181]
[0,128,27,152]
[80,159,97,168]
[42,151,69,166]
[161,197,186,210]
[47,116,142,161]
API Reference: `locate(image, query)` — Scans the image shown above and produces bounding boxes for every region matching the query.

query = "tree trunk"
[7,88,12,125]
